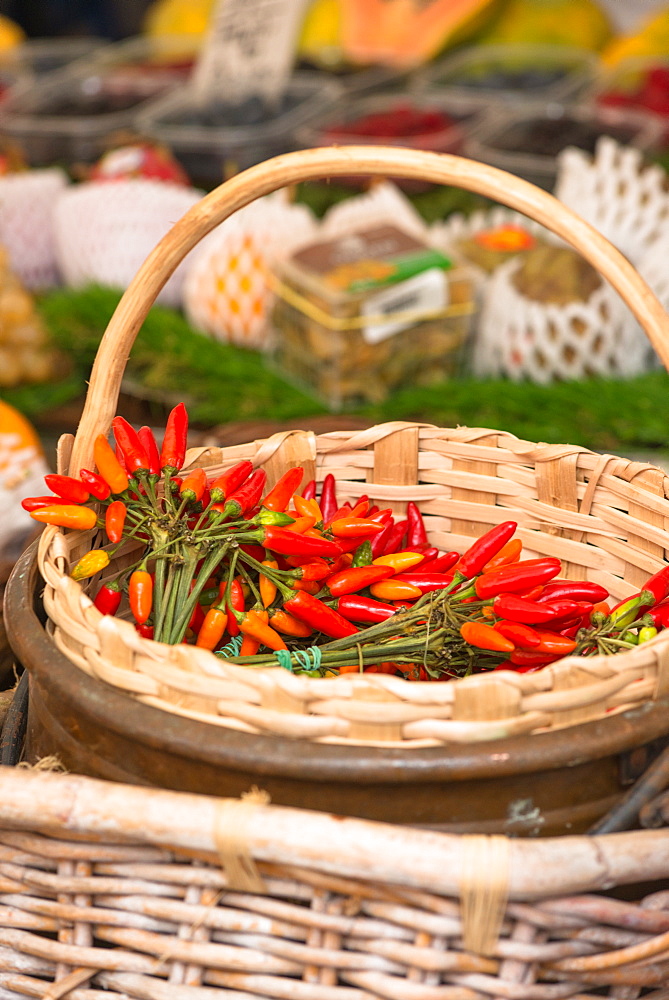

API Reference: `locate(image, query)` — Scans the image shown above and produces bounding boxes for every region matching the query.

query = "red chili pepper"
[319,474,338,524]
[261,467,304,513]
[138,426,161,476]
[189,599,206,633]
[645,600,669,628]
[292,559,333,582]
[507,649,562,669]
[94,434,130,495]
[392,572,454,594]
[481,539,523,574]
[381,519,408,555]
[93,580,122,616]
[30,505,98,530]
[335,595,398,624]
[541,599,586,623]
[417,550,460,574]
[329,517,386,538]
[324,564,394,597]
[455,521,518,580]
[209,460,254,503]
[105,499,127,543]
[129,569,153,625]
[21,495,65,512]
[328,504,352,524]
[406,501,428,548]
[641,565,669,606]
[369,519,396,558]
[493,620,541,648]
[219,578,245,636]
[160,402,189,473]
[80,469,112,501]
[112,416,150,474]
[475,558,562,598]
[413,547,439,567]
[269,608,313,637]
[537,580,610,604]
[259,526,341,558]
[115,443,129,473]
[179,467,207,503]
[135,623,154,640]
[460,621,515,653]
[219,469,267,519]
[302,479,317,502]
[44,474,90,504]
[491,593,560,624]
[196,604,229,650]
[532,631,578,656]
[284,591,358,638]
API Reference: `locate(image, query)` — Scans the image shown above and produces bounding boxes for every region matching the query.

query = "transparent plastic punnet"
[135,74,343,190]
[0,35,199,167]
[465,100,664,190]
[421,43,598,106]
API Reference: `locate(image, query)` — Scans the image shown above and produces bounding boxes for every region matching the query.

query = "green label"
[346,247,453,294]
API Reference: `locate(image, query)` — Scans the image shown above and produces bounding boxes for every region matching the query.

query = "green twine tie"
[215,634,243,659]
[274,646,322,673]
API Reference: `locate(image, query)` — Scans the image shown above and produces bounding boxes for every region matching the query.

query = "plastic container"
[135,73,343,190]
[0,35,199,168]
[465,101,664,191]
[4,37,107,77]
[421,43,598,106]
[269,221,475,409]
[589,56,669,147]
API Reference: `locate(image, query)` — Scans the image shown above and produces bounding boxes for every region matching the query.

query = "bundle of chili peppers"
[23,402,669,679]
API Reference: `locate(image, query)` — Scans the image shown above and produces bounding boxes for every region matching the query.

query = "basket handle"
[68,144,669,477]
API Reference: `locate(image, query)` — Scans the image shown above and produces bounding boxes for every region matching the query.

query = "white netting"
[52,179,203,307]
[554,136,669,262]
[473,256,650,382]
[182,192,317,349]
[0,169,69,289]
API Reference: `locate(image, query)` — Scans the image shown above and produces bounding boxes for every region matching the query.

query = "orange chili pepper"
[196,605,229,650]
[105,499,127,543]
[239,634,261,656]
[330,517,385,538]
[269,608,313,637]
[369,579,422,601]
[129,569,153,625]
[481,538,523,573]
[30,504,97,530]
[259,559,278,608]
[460,621,515,653]
[240,609,287,651]
[293,494,323,522]
[284,515,317,533]
[179,467,207,503]
[93,433,129,495]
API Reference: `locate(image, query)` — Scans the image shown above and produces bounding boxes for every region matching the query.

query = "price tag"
[191,0,310,107]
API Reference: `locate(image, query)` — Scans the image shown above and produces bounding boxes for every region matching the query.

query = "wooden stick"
[1,768,669,902]
[67,146,669,477]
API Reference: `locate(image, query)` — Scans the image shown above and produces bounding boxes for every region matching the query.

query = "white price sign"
[192,0,310,106]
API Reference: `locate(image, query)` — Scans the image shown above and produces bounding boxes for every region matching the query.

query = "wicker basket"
[38,145,669,747]
[2,761,669,996]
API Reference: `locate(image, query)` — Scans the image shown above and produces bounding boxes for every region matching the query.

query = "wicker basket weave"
[2,762,669,997]
[39,145,669,746]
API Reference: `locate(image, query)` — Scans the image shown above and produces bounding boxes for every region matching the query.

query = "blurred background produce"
[1,0,669,493]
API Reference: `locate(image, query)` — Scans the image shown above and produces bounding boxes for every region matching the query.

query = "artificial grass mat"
[4,284,668,456]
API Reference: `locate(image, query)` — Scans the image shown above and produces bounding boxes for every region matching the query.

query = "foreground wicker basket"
[2,763,669,998]
[37,145,669,746]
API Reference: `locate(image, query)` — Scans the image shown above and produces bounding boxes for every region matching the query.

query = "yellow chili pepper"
[70,549,111,581]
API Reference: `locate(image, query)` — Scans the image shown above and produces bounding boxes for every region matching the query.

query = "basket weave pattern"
[40,420,669,746]
[2,766,669,999]
[34,145,669,746]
